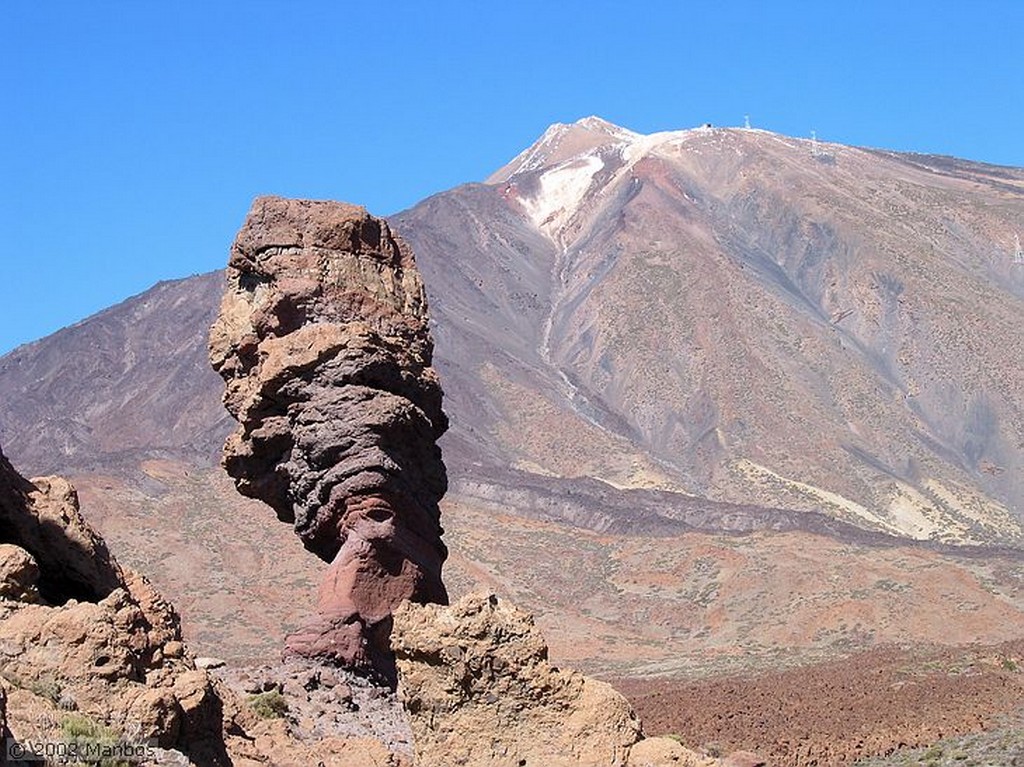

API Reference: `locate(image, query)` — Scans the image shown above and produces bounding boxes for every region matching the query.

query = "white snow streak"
[520,153,605,244]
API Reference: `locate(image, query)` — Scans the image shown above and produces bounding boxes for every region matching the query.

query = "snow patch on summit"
[503,118,763,245]
[520,153,605,244]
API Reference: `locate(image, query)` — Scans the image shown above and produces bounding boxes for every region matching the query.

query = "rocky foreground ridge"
[0,442,224,762]
[208,196,450,672]
[0,441,421,766]
[0,442,232,761]
[392,591,741,767]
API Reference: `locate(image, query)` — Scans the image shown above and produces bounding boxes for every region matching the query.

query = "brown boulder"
[0,444,228,761]
[0,446,122,603]
[392,592,715,766]
[0,544,40,603]
[628,738,719,766]
[209,196,449,671]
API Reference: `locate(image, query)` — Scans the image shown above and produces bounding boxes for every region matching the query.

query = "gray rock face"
[209,196,449,670]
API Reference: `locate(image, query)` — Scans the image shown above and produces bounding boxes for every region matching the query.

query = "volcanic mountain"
[398,115,1024,543]
[3,117,1024,680]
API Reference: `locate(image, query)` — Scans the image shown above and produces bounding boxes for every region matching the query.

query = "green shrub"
[248,689,289,719]
[30,674,63,704]
[60,714,130,767]
[0,670,63,705]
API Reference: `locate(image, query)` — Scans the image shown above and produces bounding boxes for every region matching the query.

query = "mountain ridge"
[4,123,1024,541]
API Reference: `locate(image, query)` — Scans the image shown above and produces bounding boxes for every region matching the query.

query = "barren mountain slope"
[0,271,230,475]
[396,117,1024,543]
[1,121,1024,675]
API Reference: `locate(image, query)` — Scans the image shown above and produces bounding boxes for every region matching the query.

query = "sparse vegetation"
[248,689,289,719]
[60,713,131,767]
[30,674,64,704]
[702,741,723,758]
[853,709,1024,766]
[0,669,64,705]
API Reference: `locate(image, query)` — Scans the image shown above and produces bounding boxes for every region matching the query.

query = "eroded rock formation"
[209,196,449,670]
[391,592,718,767]
[0,444,226,761]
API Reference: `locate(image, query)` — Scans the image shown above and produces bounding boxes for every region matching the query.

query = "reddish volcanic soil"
[616,640,1024,767]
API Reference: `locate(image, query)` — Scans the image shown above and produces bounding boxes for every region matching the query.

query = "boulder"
[393,592,717,767]
[627,738,719,766]
[0,544,40,602]
[391,593,720,765]
[0,445,224,761]
[0,446,122,603]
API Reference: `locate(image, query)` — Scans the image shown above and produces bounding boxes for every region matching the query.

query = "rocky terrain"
[0,442,227,764]
[0,444,220,757]
[2,120,1024,764]
[854,706,1024,766]
[209,196,449,673]
[0,442,427,766]
[620,640,1024,767]
[392,591,727,767]
[440,495,1024,678]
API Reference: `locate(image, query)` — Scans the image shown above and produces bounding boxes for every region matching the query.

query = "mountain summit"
[402,119,1024,543]
[488,117,835,248]
[487,115,640,184]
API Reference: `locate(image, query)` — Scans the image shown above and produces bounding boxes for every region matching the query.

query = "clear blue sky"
[2,1,1022,355]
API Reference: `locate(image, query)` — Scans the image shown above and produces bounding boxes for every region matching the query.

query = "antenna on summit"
[744,114,751,129]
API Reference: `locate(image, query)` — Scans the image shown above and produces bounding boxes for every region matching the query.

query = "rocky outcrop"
[391,592,717,767]
[0,445,230,762]
[0,447,122,603]
[209,196,449,671]
[0,683,7,765]
[0,544,40,603]
[0,442,423,765]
